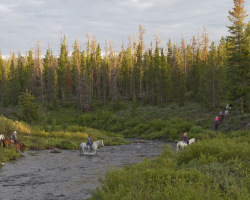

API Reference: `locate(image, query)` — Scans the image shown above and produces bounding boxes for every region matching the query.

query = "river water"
[0,140,174,200]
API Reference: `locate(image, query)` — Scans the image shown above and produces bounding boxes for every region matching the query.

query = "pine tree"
[227,0,249,114]
[244,21,250,111]
[0,53,6,102]
[58,35,70,103]
[8,53,20,105]
[18,90,39,122]
[134,43,143,98]
[43,48,50,102]
[25,50,35,93]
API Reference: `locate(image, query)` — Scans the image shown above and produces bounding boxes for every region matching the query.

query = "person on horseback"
[10,131,18,145]
[183,132,189,144]
[219,110,224,122]
[215,116,220,130]
[87,134,93,151]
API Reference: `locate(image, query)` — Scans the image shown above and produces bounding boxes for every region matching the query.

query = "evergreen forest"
[0,1,249,117]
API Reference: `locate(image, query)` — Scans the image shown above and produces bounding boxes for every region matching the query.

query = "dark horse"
[215,121,220,130]
[3,138,26,152]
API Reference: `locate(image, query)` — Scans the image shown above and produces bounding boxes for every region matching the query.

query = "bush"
[90,144,249,200]
[176,134,250,166]
[0,148,19,163]
[139,118,193,141]
[0,115,31,137]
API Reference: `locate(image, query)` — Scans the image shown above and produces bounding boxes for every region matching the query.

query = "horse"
[215,121,220,130]
[0,134,5,147]
[3,138,26,152]
[176,138,195,152]
[79,140,104,155]
[15,142,26,152]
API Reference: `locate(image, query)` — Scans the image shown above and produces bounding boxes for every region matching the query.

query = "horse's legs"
[176,143,179,152]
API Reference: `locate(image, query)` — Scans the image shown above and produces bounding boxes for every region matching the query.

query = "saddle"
[8,138,15,144]
[85,143,93,151]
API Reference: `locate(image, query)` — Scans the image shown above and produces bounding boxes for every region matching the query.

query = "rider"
[87,134,93,151]
[183,132,189,144]
[219,110,224,122]
[215,116,219,130]
[10,131,18,145]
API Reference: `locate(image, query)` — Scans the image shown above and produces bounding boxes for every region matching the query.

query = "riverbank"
[0,114,129,164]
[1,102,249,164]
[89,130,250,200]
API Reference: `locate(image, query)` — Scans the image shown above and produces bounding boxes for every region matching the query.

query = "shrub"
[0,115,31,136]
[66,125,86,132]
[0,148,19,163]
[176,134,250,166]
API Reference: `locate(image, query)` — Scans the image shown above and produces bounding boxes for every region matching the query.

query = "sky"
[0,0,250,57]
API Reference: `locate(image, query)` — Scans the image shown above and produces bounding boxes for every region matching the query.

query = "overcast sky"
[0,0,250,56]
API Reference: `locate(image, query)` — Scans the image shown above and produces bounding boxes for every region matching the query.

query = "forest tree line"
[0,0,249,113]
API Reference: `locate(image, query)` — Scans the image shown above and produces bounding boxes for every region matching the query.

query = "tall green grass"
[89,131,250,200]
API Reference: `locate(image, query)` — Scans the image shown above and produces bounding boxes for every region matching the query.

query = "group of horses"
[1,132,192,154]
[215,104,233,130]
[1,132,104,155]
[0,134,26,152]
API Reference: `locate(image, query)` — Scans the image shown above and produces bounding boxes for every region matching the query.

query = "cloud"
[0,0,249,56]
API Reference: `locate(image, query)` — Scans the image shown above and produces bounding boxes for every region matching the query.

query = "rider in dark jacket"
[183,132,189,144]
[11,131,18,144]
[87,134,93,151]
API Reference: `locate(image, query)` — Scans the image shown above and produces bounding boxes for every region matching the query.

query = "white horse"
[0,134,4,140]
[0,134,5,147]
[79,140,104,155]
[176,138,195,152]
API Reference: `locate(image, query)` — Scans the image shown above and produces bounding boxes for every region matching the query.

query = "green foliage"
[0,115,31,136]
[0,148,19,163]
[227,0,249,113]
[90,131,250,200]
[176,134,250,165]
[138,118,192,141]
[18,90,39,122]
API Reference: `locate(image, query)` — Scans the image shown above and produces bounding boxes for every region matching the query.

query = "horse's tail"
[3,139,5,147]
[79,144,83,155]
[176,143,179,152]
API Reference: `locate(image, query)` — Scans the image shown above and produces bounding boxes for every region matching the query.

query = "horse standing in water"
[79,140,104,155]
[176,138,195,152]
[3,138,26,152]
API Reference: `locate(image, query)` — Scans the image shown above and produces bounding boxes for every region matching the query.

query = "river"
[0,140,175,200]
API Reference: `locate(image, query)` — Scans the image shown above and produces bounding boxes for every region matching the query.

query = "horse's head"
[189,138,196,144]
[19,142,26,152]
[100,140,104,147]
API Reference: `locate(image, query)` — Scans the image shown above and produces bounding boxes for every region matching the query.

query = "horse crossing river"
[0,140,175,200]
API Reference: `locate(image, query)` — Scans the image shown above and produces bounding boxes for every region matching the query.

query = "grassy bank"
[89,130,250,200]
[1,101,249,163]
[0,114,129,164]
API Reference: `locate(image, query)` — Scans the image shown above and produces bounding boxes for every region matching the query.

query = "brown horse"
[3,138,26,152]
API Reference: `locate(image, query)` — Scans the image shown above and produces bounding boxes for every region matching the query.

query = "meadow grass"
[89,131,250,200]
